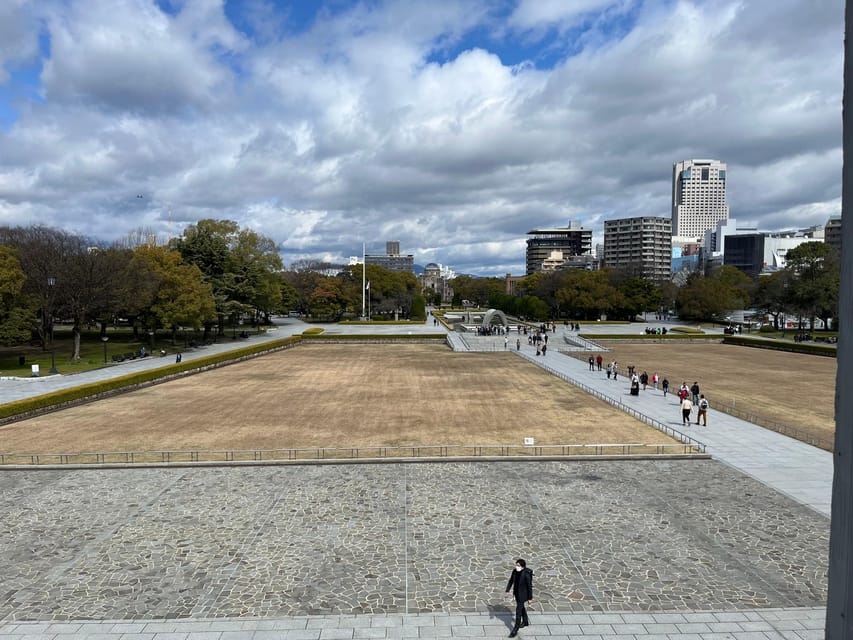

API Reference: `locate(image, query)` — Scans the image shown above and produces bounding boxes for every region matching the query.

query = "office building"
[672,159,729,244]
[724,228,825,278]
[603,216,672,281]
[825,216,842,254]
[365,241,414,272]
[525,221,592,275]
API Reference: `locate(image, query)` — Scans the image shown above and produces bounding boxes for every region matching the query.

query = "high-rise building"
[603,216,672,281]
[525,221,592,275]
[672,159,729,244]
[365,240,414,272]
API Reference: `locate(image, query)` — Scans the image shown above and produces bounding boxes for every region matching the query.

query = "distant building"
[672,159,729,245]
[603,216,672,281]
[825,216,842,254]
[724,227,825,278]
[525,221,592,275]
[365,240,414,272]
[419,262,454,302]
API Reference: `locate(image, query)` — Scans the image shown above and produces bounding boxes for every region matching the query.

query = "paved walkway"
[0,319,832,639]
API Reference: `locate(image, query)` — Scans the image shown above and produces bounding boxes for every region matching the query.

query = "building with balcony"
[603,216,672,281]
[525,221,592,275]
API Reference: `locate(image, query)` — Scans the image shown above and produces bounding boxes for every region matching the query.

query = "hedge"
[300,333,446,341]
[721,335,837,357]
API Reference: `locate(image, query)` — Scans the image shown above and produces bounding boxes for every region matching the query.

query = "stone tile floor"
[0,460,828,623]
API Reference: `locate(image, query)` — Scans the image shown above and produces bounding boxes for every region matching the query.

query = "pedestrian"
[651,372,659,390]
[690,381,700,405]
[505,558,533,638]
[516,338,520,351]
[679,382,689,401]
[697,394,709,426]
[588,355,595,371]
[535,345,541,356]
[175,352,182,363]
[606,363,612,379]
[596,354,602,371]
[681,395,693,425]
[640,370,648,390]
[662,377,669,397]
[541,343,547,356]
[504,337,508,350]
[612,362,618,381]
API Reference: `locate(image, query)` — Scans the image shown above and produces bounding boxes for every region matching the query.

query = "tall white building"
[672,159,729,245]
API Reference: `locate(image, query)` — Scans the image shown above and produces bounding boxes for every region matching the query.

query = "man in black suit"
[504,558,534,637]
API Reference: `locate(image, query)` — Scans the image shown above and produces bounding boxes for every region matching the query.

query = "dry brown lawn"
[0,344,677,455]
[596,342,837,442]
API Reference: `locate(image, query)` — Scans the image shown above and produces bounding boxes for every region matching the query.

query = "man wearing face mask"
[504,558,533,637]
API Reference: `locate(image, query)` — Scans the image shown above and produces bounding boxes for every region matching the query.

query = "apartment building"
[603,216,672,281]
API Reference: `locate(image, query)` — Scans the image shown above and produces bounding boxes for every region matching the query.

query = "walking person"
[596,354,603,371]
[640,370,648,391]
[588,355,595,371]
[516,338,520,351]
[662,377,669,398]
[681,395,693,425]
[505,559,534,637]
[606,362,612,379]
[696,394,709,426]
[652,372,659,390]
[690,381,700,405]
[612,362,618,381]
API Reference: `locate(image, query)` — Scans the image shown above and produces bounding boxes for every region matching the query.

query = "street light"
[148,330,155,353]
[102,336,109,363]
[47,276,58,374]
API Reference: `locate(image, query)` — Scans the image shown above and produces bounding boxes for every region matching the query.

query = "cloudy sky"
[0,0,843,275]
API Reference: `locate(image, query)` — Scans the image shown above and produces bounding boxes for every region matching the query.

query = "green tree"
[784,241,840,330]
[753,270,793,329]
[0,246,35,345]
[131,246,217,337]
[556,269,623,320]
[410,294,426,321]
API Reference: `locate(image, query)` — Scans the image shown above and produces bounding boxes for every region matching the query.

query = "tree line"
[451,241,840,329]
[0,220,838,361]
[0,221,427,359]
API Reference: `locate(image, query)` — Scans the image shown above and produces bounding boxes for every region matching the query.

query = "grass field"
[0,344,678,455]
[594,342,837,443]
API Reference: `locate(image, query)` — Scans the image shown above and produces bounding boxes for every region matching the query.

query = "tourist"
[690,381,701,405]
[662,377,669,397]
[681,395,693,425]
[505,559,534,638]
[697,395,709,426]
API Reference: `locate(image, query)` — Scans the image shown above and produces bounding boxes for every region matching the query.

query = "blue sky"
[0,0,844,275]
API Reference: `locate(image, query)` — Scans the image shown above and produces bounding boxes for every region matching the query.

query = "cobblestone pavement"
[0,460,828,623]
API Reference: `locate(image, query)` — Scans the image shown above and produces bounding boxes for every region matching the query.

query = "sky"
[0,0,843,276]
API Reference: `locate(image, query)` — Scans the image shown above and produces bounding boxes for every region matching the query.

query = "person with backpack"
[505,558,534,637]
[697,394,709,426]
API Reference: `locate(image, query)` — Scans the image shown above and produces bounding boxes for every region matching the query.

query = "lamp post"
[148,330,155,354]
[47,276,58,374]
[102,336,109,364]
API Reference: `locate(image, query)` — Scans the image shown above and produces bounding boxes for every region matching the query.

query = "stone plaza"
[0,460,827,622]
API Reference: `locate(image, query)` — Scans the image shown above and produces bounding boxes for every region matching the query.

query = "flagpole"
[362,242,366,320]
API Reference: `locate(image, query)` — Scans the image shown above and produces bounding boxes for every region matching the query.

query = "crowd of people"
[589,357,710,427]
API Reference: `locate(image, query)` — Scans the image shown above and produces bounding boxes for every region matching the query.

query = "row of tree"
[0,221,427,359]
[0,221,839,361]
[451,241,840,328]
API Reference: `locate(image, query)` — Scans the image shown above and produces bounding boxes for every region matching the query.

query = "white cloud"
[0,0,844,275]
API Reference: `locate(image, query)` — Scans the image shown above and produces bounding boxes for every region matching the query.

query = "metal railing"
[558,351,831,452]
[0,441,705,467]
[517,352,706,454]
[710,400,834,451]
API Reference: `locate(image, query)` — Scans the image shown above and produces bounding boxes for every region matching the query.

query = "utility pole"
[826,2,853,636]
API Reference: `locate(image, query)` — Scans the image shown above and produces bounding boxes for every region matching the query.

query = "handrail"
[0,441,706,466]
[516,352,706,453]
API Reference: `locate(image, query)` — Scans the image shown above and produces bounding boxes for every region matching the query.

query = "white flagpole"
[362,242,366,319]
